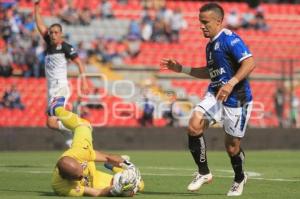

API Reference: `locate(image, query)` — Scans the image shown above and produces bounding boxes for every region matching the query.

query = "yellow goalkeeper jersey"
[51,125,113,196]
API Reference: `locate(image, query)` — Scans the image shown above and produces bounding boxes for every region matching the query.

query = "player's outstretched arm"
[72,58,89,94]
[160,58,210,79]
[94,150,126,166]
[34,0,47,35]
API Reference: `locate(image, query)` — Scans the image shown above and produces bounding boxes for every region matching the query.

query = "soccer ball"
[112,168,138,196]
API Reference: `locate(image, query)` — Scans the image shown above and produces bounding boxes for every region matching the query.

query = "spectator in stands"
[99,0,114,19]
[156,5,173,41]
[290,94,299,128]
[78,7,92,26]
[128,20,141,39]
[156,5,173,27]
[77,41,88,64]
[240,7,256,29]
[151,17,168,42]
[35,41,46,77]
[226,9,241,31]
[0,44,13,77]
[11,45,27,76]
[93,36,108,63]
[0,0,17,9]
[140,7,153,42]
[1,84,25,110]
[58,0,79,25]
[169,8,187,43]
[274,86,285,128]
[1,8,13,42]
[141,7,152,24]
[103,39,122,63]
[22,13,35,35]
[7,5,22,36]
[254,8,269,31]
[139,97,154,127]
[125,34,141,58]
[141,20,153,42]
[24,41,39,77]
[163,91,183,127]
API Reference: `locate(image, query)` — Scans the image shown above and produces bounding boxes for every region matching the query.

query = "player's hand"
[160,58,182,73]
[120,160,135,170]
[33,0,40,4]
[216,83,234,102]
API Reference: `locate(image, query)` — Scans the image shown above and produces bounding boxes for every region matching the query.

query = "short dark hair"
[199,3,224,21]
[50,23,63,32]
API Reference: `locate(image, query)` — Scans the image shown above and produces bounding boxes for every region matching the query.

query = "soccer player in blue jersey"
[160,3,255,196]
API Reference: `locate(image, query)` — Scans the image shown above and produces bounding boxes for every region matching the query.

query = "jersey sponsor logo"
[230,38,240,46]
[210,80,226,88]
[209,67,226,78]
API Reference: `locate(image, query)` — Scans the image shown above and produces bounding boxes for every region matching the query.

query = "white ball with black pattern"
[111,169,137,196]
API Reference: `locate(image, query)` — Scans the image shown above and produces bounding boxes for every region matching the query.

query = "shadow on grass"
[142,191,224,196]
[0,189,55,196]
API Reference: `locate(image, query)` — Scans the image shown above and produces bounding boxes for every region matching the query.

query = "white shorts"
[47,80,70,107]
[194,92,252,138]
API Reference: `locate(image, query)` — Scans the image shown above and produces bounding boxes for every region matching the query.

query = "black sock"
[188,134,210,175]
[230,149,245,183]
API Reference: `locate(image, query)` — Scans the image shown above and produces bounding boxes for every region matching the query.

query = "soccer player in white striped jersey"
[34,0,88,146]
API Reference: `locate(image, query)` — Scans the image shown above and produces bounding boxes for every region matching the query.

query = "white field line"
[0,166,299,182]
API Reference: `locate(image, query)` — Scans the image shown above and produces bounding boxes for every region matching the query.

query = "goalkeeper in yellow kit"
[49,96,143,197]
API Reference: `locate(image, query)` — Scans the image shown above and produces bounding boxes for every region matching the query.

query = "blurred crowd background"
[0,0,299,128]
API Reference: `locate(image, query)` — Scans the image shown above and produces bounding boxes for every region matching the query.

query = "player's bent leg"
[72,125,93,148]
[187,111,212,191]
[46,116,73,147]
[225,135,246,196]
[187,111,208,136]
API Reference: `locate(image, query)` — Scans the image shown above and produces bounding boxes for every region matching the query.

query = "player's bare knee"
[187,123,204,136]
[226,145,240,156]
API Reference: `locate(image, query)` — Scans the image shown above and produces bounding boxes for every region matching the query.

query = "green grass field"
[0,150,299,199]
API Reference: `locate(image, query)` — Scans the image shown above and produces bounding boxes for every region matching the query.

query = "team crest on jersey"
[214,42,220,50]
[56,44,62,50]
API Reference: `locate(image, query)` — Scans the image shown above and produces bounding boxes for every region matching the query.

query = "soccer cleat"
[187,172,213,191]
[48,96,65,116]
[227,174,247,196]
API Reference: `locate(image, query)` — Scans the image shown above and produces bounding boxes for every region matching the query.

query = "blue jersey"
[206,29,252,107]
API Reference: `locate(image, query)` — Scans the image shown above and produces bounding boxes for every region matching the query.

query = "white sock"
[58,120,73,148]
[57,120,72,133]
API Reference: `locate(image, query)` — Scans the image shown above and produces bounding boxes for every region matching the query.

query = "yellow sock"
[55,107,90,132]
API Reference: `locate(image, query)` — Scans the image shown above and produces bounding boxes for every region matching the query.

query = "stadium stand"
[1,0,299,127]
